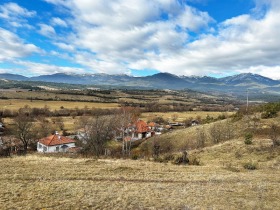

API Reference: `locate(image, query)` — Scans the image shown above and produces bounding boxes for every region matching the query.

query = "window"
[43,146,47,152]
[56,146,59,152]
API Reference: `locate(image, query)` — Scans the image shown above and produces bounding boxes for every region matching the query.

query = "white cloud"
[53,42,75,51]
[38,24,56,37]
[237,65,280,80]
[74,51,129,74]
[0,2,36,18]
[0,27,41,62]
[40,0,280,79]
[51,17,68,27]
[14,60,86,76]
[44,0,212,73]
[0,2,36,29]
[176,5,214,31]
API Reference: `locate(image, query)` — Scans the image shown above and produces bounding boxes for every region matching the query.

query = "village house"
[116,119,155,141]
[132,119,153,139]
[37,132,76,153]
[135,119,151,139]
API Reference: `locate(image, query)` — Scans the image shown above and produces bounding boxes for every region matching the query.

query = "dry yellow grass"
[0,143,279,210]
[0,99,119,111]
[141,111,234,122]
[2,116,78,133]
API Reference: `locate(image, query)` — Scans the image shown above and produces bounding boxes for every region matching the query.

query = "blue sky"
[1,0,280,79]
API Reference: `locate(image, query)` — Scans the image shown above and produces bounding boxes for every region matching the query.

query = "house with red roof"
[134,119,153,139]
[37,132,76,153]
[116,119,157,141]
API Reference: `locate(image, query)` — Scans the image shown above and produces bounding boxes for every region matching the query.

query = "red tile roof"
[39,134,75,146]
[136,120,150,133]
[148,122,156,127]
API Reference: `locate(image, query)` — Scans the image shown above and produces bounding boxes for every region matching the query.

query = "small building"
[135,119,152,139]
[37,133,76,153]
[191,120,199,126]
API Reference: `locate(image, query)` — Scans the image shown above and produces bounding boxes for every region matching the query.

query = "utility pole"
[246,89,249,113]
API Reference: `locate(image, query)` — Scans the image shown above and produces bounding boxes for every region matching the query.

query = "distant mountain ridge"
[0,72,280,96]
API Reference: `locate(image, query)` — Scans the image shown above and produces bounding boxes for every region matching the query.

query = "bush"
[188,156,200,166]
[172,151,189,165]
[154,157,165,163]
[162,154,175,162]
[243,162,257,170]
[131,155,138,160]
[261,111,277,119]
[244,132,253,145]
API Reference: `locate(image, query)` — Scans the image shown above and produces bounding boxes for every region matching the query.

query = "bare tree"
[117,107,139,156]
[79,114,117,157]
[209,122,223,144]
[35,116,55,139]
[13,111,34,152]
[196,127,206,148]
[223,120,236,140]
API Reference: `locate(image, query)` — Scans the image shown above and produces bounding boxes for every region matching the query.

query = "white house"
[37,133,76,153]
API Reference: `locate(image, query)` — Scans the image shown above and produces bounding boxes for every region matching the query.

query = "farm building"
[37,132,76,153]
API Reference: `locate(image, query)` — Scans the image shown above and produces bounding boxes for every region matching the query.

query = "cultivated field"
[1,137,279,209]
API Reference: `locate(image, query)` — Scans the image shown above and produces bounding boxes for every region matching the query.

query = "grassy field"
[141,111,234,122]
[0,140,279,210]
[0,99,119,111]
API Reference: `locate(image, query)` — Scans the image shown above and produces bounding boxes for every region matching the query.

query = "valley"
[0,75,279,209]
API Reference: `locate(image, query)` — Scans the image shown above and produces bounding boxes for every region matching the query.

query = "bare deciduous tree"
[117,107,140,156]
[223,120,236,140]
[196,127,206,148]
[13,112,34,152]
[35,116,55,139]
[79,114,117,157]
[210,122,223,144]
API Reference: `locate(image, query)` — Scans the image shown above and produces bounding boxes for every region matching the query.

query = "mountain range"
[0,72,280,97]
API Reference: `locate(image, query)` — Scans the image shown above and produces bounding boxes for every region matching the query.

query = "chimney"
[55,131,61,140]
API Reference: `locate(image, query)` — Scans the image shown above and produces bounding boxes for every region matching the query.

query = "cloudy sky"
[1,0,280,79]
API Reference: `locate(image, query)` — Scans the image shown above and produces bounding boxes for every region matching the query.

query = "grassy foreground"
[0,148,279,209]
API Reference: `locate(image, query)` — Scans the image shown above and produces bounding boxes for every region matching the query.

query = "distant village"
[0,118,199,156]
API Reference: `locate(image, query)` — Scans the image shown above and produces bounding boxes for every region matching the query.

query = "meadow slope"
[0,138,279,210]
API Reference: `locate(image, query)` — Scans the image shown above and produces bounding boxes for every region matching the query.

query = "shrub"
[154,157,165,163]
[172,151,189,165]
[188,156,200,166]
[131,155,138,160]
[244,132,253,145]
[243,162,257,170]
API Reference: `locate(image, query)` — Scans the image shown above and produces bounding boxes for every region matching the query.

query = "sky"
[1,0,280,79]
